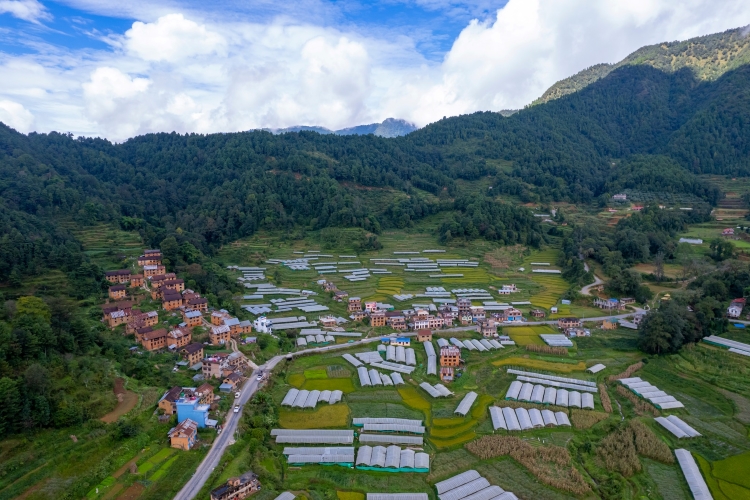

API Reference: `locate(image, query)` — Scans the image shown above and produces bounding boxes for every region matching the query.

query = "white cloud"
[124,13,226,62]
[2,0,750,140]
[0,99,34,132]
[0,0,50,23]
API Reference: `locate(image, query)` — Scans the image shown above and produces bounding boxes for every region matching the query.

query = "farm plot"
[278,404,351,429]
[505,326,557,346]
[528,275,569,309]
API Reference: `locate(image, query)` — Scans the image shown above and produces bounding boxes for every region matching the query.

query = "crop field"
[505,325,556,345]
[492,357,586,373]
[279,405,351,429]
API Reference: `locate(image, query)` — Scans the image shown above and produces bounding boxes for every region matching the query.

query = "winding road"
[580,262,604,296]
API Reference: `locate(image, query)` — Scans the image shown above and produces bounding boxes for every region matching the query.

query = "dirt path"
[100,378,139,423]
[580,262,605,296]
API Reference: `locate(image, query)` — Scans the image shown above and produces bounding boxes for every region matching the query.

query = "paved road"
[580,262,604,296]
[173,335,382,500]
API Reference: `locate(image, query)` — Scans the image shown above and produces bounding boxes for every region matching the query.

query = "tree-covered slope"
[5,53,750,281]
[534,27,750,105]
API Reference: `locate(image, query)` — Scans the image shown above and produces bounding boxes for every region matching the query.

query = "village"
[92,242,750,500]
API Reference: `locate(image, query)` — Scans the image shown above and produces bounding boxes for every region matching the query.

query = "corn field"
[596,420,673,476]
[607,362,644,382]
[571,409,609,429]
[616,385,659,416]
[524,345,568,356]
[598,384,612,413]
[466,436,590,495]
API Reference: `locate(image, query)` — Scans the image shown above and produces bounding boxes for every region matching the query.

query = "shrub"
[607,362,644,382]
[596,420,673,476]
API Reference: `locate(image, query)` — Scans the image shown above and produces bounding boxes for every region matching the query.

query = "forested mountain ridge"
[5,43,750,283]
[534,26,750,105]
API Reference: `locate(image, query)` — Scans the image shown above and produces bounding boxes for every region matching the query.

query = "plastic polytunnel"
[369,369,383,386]
[555,411,571,426]
[518,383,534,402]
[568,391,582,408]
[391,372,405,385]
[541,409,557,426]
[281,388,300,406]
[530,384,545,403]
[556,389,569,407]
[405,348,416,366]
[293,390,310,408]
[543,387,557,405]
[329,390,343,404]
[396,346,406,363]
[515,407,533,430]
[380,373,393,386]
[581,393,594,409]
[463,340,476,351]
[502,407,521,431]
[528,408,544,428]
[318,390,331,403]
[489,407,507,430]
[358,366,372,386]
[386,345,396,361]
[505,381,523,400]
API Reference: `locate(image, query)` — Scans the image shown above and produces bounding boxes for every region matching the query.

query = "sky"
[1,0,750,141]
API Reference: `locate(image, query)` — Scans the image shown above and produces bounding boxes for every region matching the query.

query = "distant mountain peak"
[266,118,418,138]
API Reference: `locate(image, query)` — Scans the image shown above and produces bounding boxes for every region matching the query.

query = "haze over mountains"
[266,118,418,138]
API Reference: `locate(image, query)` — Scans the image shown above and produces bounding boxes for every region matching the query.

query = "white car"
[234,405,240,413]
[235,391,241,398]
[256,374,263,381]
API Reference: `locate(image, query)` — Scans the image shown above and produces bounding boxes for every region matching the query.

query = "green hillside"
[534,26,750,105]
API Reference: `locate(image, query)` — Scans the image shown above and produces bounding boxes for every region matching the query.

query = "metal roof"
[454,392,478,416]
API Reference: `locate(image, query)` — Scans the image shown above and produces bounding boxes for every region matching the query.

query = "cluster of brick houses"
[345,296,513,335]
[209,310,252,346]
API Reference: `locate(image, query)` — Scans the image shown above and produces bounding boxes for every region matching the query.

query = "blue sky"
[0,0,749,140]
[0,1,505,58]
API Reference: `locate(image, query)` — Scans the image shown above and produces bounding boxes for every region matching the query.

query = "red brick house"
[142,328,168,351]
[109,284,127,300]
[167,327,192,349]
[105,269,131,284]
